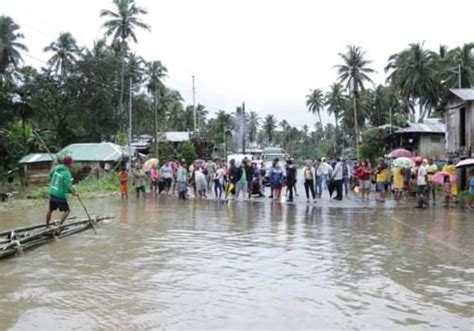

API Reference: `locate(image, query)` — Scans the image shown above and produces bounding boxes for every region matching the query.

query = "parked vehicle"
[226,153,253,167]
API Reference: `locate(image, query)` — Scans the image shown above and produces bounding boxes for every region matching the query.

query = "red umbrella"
[388,148,412,158]
[412,156,423,163]
[431,171,456,185]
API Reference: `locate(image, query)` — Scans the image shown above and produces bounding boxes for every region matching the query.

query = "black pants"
[287,183,295,201]
[304,179,315,199]
[334,179,343,199]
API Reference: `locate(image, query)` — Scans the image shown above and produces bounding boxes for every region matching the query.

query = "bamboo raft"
[0,216,112,260]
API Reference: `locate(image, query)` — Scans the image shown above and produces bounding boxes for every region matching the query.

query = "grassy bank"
[30,174,118,199]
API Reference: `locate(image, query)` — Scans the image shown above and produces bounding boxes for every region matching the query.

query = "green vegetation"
[75,173,118,195]
[29,173,119,200]
[1,3,473,173]
[176,141,198,165]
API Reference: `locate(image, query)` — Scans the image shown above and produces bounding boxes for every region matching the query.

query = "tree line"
[306,43,474,158]
[2,0,474,172]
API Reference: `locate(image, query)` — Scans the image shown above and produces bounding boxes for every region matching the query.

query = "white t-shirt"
[214,168,225,184]
[332,162,343,180]
[417,166,427,186]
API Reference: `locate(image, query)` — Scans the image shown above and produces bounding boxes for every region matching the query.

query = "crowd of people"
[116,156,474,209]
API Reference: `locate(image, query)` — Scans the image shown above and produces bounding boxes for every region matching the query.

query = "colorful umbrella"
[431,171,456,185]
[412,156,423,163]
[194,159,206,169]
[392,157,415,168]
[388,148,412,158]
[143,158,159,172]
[168,160,178,170]
[455,158,474,168]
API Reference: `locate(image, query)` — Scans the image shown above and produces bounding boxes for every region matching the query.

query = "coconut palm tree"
[306,88,324,125]
[325,83,346,135]
[100,0,150,123]
[146,60,167,156]
[100,0,150,46]
[335,45,374,158]
[44,32,79,79]
[0,15,28,74]
[448,43,474,88]
[262,114,277,144]
[325,83,346,152]
[385,42,435,121]
[247,111,260,143]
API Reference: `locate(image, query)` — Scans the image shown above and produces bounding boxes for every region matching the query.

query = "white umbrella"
[455,158,474,168]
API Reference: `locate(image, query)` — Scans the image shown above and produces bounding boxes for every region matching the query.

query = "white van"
[226,153,253,167]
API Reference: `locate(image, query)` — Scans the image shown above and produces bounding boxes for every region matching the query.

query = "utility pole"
[192,75,197,133]
[458,63,462,88]
[223,127,227,162]
[242,102,246,154]
[128,77,133,170]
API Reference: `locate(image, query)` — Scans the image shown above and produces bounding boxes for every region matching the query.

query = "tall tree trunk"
[153,92,158,157]
[334,112,339,153]
[353,92,360,160]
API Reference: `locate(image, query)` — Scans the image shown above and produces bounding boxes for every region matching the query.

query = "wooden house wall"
[22,163,52,186]
[446,102,474,157]
[419,135,446,159]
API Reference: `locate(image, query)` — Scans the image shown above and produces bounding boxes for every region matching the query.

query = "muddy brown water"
[0,196,473,330]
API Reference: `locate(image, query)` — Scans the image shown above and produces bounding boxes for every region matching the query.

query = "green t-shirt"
[48,164,73,199]
[239,168,247,184]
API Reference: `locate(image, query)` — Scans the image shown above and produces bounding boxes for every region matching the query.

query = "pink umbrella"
[388,148,412,158]
[431,171,456,185]
[168,160,178,170]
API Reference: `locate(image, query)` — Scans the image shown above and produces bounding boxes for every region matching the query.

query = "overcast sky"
[3,0,474,127]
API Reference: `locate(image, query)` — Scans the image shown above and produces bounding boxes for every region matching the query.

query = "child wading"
[45,155,77,227]
[118,166,129,199]
[176,162,188,200]
[150,164,159,195]
[443,175,452,208]
[132,163,147,199]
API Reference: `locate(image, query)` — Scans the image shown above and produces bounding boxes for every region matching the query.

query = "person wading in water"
[286,159,297,202]
[45,155,77,228]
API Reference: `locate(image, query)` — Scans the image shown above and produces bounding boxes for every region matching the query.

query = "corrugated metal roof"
[59,143,131,162]
[158,132,190,142]
[395,123,445,134]
[450,88,474,101]
[19,153,56,164]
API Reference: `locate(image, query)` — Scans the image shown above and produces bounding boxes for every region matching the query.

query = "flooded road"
[1,196,473,330]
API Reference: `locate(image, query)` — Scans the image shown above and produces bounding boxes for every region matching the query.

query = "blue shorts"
[376,182,385,192]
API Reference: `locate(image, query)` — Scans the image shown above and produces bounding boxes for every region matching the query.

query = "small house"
[59,143,135,177]
[445,89,474,159]
[19,153,56,186]
[386,122,446,159]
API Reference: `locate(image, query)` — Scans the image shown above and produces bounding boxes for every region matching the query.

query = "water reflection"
[0,197,473,329]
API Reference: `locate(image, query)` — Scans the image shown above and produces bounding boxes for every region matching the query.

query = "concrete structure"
[446,89,474,159]
[386,122,446,159]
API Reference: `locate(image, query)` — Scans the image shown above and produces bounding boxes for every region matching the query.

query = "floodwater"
[0,195,473,330]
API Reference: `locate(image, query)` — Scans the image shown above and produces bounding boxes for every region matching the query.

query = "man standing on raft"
[46,155,77,228]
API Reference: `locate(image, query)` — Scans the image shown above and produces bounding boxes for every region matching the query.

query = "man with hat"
[46,155,77,227]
